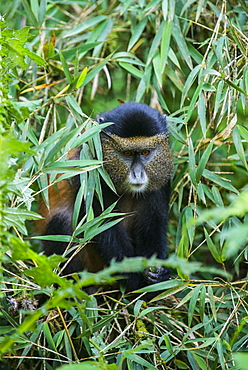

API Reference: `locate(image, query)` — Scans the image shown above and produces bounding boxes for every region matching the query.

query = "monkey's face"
[101,133,173,195]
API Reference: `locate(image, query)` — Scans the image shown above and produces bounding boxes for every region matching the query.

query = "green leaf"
[198,91,207,136]
[58,364,104,370]
[38,0,47,25]
[160,19,172,73]
[152,52,162,87]
[62,16,108,38]
[128,18,148,51]
[21,0,38,27]
[51,43,102,61]
[199,284,206,320]
[76,67,88,89]
[203,169,238,194]
[238,125,248,141]
[181,65,201,107]
[233,353,248,370]
[188,285,202,326]
[83,53,113,86]
[204,228,222,263]
[196,141,214,183]
[174,359,189,369]
[207,285,217,322]
[147,21,165,65]
[59,52,72,83]
[195,0,205,22]
[185,82,203,123]
[43,323,57,352]
[233,125,248,170]
[172,15,193,69]
[119,62,143,79]
[188,138,196,186]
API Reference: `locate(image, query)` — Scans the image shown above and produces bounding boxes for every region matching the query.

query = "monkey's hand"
[144,266,170,285]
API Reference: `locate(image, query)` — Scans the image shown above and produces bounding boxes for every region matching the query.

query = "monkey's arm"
[94,222,135,262]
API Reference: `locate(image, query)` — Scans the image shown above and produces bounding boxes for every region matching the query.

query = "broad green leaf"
[198,91,206,136]
[192,353,208,370]
[172,15,192,69]
[119,62,143,79]
[160,19,172,73]
[164,64,184,91]
[128,17,148,51]
[38,0,47,25]
[203,169,238,194]
[163,334,174,354]
[188,284,202,326]
[199,284,206,320]
[147,21,165,65]
[204,228,222,263]
[202,83,216,91]
[21,0,38,27]
[233,125,248,170]
[233,353,248,370]
[66,95,85,117]
[153,52,162,87]
[185,206,194,246]
[76,67,88,89]
[92,18,113,57]
[238,125,248,141]
[43,323,57,352]
[212,186,224,206]
[195,0,205,22]
[181,64,201,106]
[188,138,196,186]
[62,16,107,38]
[196,140,214,183]
[185,82,203,122]
[82,53,113,86]
[213,80,225,119]
[59,52,72,83]
[51,43,102,61]
[207,285,217,322]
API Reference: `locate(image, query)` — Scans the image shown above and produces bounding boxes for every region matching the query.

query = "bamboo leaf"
[204,228,222,263]
[181,65,201,107]
[188,285,202,326]
[59,52,72,83]
[160,19,172,73]
[119,62,143,79]
[208,286,217,321]
[188,138,196,186]
[128,18,148,51]
[203,169,239,194]
[81,53,113,86]
[172,15,193,69]
[147,21,165,65]
[196,140,214,183]
[233,125,248,170]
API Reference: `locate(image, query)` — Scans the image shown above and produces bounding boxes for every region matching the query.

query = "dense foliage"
[0,0,247,369]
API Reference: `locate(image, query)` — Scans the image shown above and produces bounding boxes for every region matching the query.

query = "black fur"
[98,102,168,137]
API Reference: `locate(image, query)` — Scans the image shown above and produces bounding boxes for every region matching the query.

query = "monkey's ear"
[96,115,105,123]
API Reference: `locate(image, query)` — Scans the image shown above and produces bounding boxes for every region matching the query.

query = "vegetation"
[0,0,247,369]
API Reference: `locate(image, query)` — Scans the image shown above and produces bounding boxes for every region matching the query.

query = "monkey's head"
[98,102,173,195]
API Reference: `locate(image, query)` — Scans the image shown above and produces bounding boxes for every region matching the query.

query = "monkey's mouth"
[128,183,148,194]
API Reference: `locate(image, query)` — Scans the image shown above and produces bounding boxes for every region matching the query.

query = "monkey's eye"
[122,150,132,157]
[141,150,151,156]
